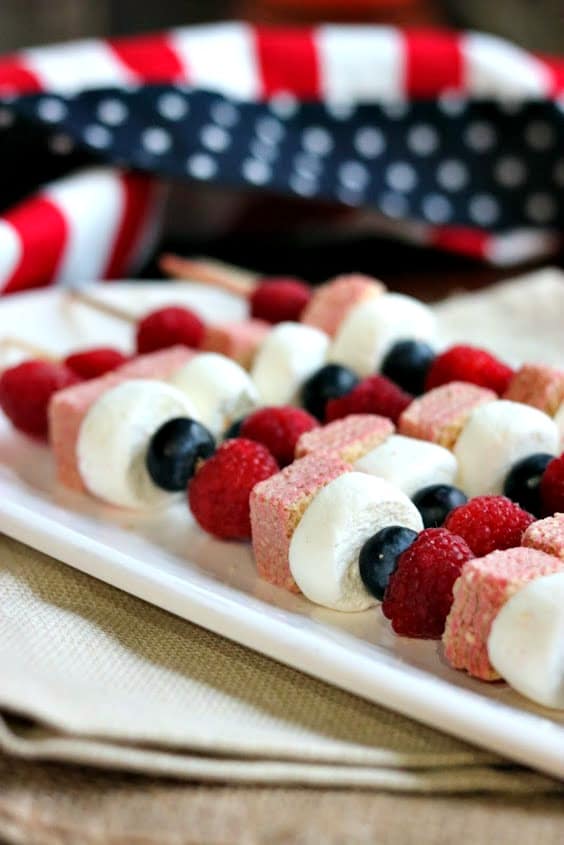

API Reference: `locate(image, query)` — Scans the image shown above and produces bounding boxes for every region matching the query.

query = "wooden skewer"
[159,253,259,298]
[0,336,59,361]
[65,290,137,324]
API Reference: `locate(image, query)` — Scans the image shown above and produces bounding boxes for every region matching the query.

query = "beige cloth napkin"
[0,533,561,793]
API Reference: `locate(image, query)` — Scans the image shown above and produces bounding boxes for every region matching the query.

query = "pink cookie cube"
[201,319,269,369]
[295,414,394,463]
[522,513,564,559]
[503,364,564,416]
[300,274,384,337]
[250,454,349,592]
[49,346,194,493]
[399,381,496,449]
[443,547,564,680]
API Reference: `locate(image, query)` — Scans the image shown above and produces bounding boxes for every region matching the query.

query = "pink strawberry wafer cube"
[300,274,384,337]
[295,414,394,463]
[503,364,564,416]
[399,381,496,449]
[201,319,269,369]
[443,547,564,680]
[49,346,194,493]
[522,513,564,559]
[250,454,349,592]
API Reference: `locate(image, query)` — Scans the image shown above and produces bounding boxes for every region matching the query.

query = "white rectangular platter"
[1,270,564,781]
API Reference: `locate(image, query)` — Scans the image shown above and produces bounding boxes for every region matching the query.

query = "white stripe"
[22,40,136,95]
[316,25,404,104]
[462,33,552,98]
[43,168,125,284]
[170,23,259,100]
[0,221,22,287]
[486,230,560,266]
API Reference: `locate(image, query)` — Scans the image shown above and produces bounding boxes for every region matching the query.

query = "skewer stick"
[65,290,137,324]
[159,253,259,298]
[0,336,59,361]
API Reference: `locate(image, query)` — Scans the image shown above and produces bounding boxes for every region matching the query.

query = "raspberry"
[425,345,514,395]
[188,438,278,540]
[136,306,205,354]
[382,528,473,638]
[240,406,319,467]
[444,495,534,557]
[64,347,129,380]
[325,375,412,424]
[0,359,80,439]
[250,278,311,324]
[540,454,564,514]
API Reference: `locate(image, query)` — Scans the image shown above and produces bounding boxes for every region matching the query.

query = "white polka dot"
[200,124,230,153]
[494,156,526,188]
[499,98,525,115]
[249,139,279,162]
[554,159,564,188]
[422,194,452,224]
[255,116,285,145]
[326,101,355,121]
[157,92,188,121]
[269,92,299,119]
[354,127,385,159]
[0,108,14,128]
[210,100,239,127]
[438,92,466,116]
[293,152,323,178]
[380,101,409,119]
[525,193,557,224]
[407,124,439,156]
[302,126,333,156]
[83,124,111,148]
[290,173,318,197]
[242,158,271,185]
[379,192,409,219]
[141,127,172,155]
[338,161,369,191]
[436,159,468,191]
[385,162,417,193]
[187,153,217,180]
[524,121,555,151]
[557,97,564,116]
[97,98,128,126]
[464,121,496,152]
[336,186,364,207]
[469,194,499,226]
[37,97,67,123]
[49,133,74,155]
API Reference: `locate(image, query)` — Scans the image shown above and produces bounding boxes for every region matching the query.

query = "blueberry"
[146,417,215,491]
[503,453,554,516]
[412,484,467,528]
[381,340,436,396]
[359,526,418,600]
[301,364,359,420]
[223,417,245,440]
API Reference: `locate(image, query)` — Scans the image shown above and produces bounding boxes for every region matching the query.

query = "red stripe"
[2,198,68,294]
[0,56,42,95]
[539,55,564,95]
[429,226,489,260]
[253,26,321,98]
[104,173,155,280]
[108,33,185,83]
[403,30,464,97]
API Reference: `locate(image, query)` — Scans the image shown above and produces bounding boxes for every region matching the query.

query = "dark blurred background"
[1,1,562,295]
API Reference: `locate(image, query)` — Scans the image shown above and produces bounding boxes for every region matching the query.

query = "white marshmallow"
[355,434,458,498]
[170,352,259,437]
[78,379,197,509]
[328,293,437,376]
[454,400,558,497]
[251,322,329,405]
[289,472,423,611]
[488,573,564,709]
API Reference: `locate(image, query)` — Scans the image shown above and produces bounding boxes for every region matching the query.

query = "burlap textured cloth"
[0,532,561,798]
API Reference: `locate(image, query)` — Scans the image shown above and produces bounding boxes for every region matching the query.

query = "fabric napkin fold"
[0,534,561,793]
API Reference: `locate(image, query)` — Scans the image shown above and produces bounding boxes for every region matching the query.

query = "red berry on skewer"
[425,345,514,395]
[64,347,130,380]
[136,306,205,354]
[0,359,80,440]
[249,278,312,324]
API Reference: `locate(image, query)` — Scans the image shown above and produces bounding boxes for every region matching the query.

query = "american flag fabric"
[0,23,562,294]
